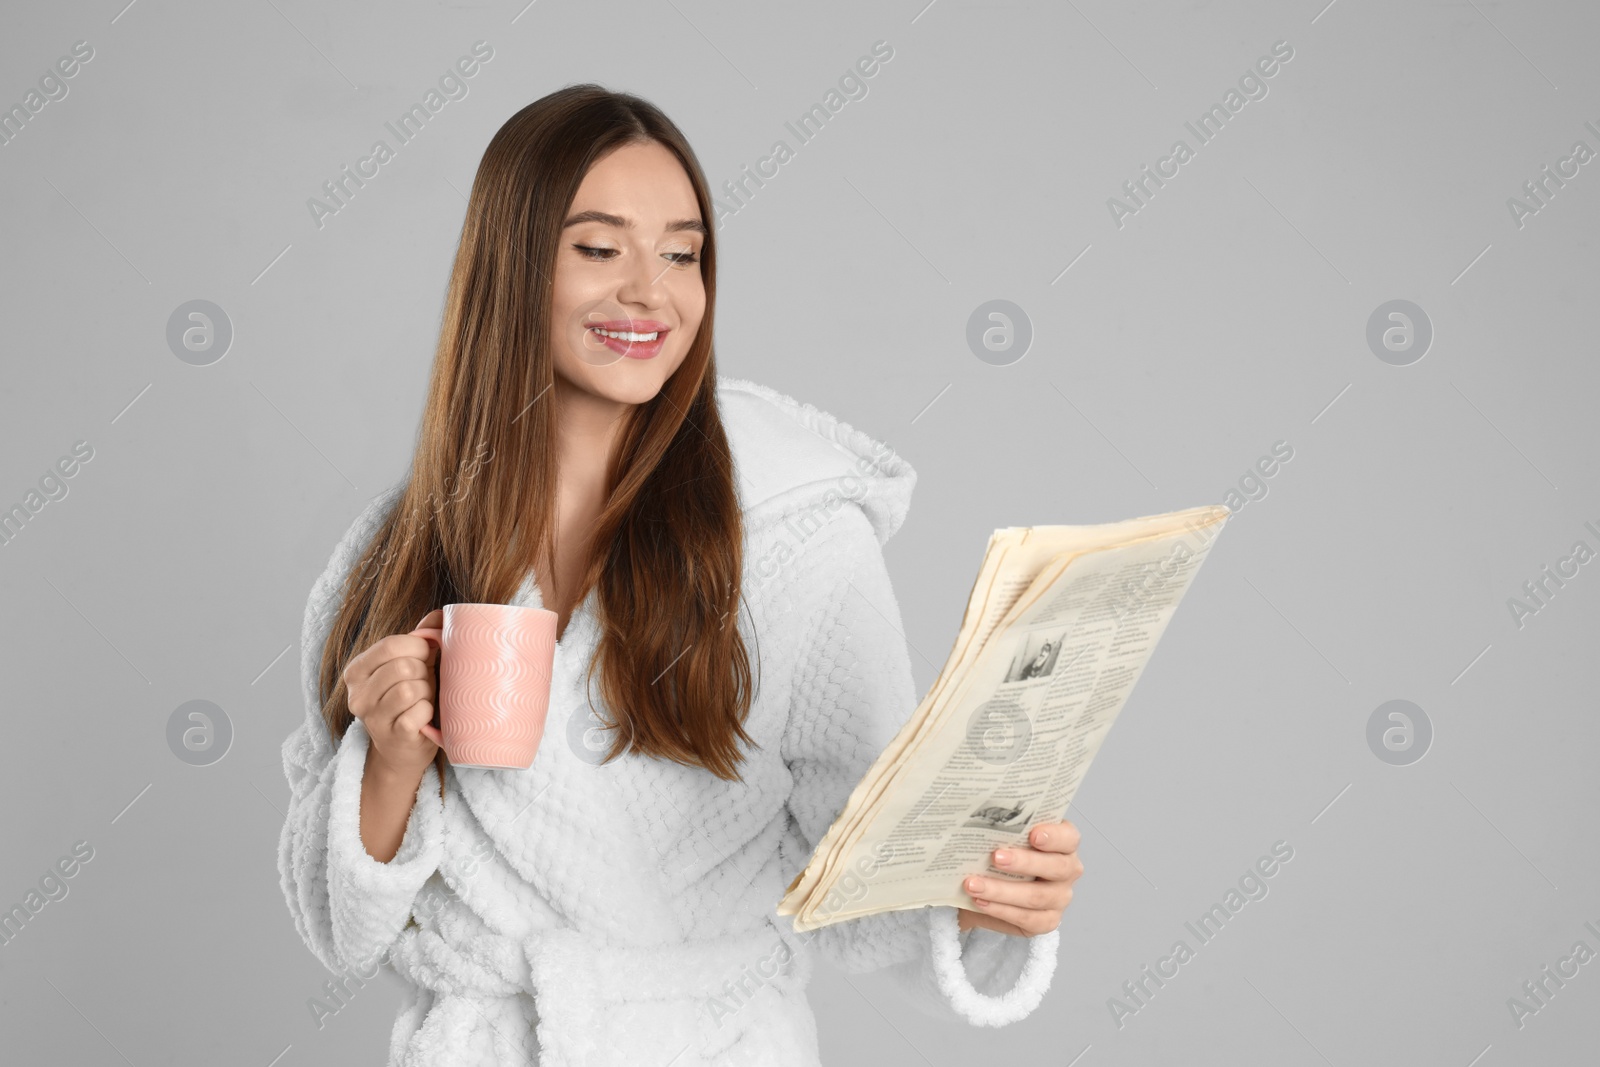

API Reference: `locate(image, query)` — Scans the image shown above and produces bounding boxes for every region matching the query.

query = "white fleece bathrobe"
[277,375,1060,1066]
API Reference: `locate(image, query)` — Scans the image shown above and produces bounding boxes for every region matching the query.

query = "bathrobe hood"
[716,374,916,547]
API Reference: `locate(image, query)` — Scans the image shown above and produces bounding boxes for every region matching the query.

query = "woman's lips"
[586,320,669,360]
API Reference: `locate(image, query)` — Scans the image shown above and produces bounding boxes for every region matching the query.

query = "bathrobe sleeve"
[778,505,1060,1027]
[277,487,446,976]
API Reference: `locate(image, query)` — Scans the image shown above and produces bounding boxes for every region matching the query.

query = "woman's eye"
[572,244,699,265]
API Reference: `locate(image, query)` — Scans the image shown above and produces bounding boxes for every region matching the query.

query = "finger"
[366,654,433,702]
[414,608,444,630]
[377,634,442,689]
[342,642,379,693]
[1030,820,1080,854]
[393,631,441,665]
[374,676,434,730]
[965,873,1063,912]
[990,846,1075,882]
[966,897,1061,937]
[394,698,440,745]
[348,632,436,693]
[354,662,428,730]
[958,908,1029,938]
[395,694,437,732]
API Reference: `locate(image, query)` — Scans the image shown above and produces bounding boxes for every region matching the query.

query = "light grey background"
[2,0,1596,1064]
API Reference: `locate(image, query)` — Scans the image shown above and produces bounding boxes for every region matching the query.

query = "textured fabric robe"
[277,375,1060,1065]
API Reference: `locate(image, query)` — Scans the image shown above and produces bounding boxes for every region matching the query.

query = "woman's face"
[549,139,707,408]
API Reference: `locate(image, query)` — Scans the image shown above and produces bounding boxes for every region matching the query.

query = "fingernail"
[994,850,1011,865]
[975,899,989,908]
[966,877,983,892]
[1035,828,1049,846]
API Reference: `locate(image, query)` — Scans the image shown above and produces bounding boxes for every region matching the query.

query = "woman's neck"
[552,376,628,495]
[544,378,628,612]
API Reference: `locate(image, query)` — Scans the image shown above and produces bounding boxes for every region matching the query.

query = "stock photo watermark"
[307,40,496,231]
[568,700,624,767]
[966,299,1033,366]
[1107,512,1223,628]
[784,842,899,940]
[704,936,800,1029]
[1506,117,1600,230]
[1366,299,1433,366]
[166,699,234,766]
[166,299,234,366]
[0,439,95,549]
[1505,517,1599,630]
[306,951,387,1030]
[0,840,95,948]
[1107,39,1296,229]
[1365,699,1432,766]
[1505,918,1600,1030]
[746,436,904,594]
[713,40,894,226]
[1220,440,1294,514]
[0,39,95,149]
[1107,839,1295,1029]
[351,440,496,591]
[307,838,495,1030]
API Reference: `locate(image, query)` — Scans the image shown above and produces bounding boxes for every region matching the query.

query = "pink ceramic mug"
[411,602,557,770]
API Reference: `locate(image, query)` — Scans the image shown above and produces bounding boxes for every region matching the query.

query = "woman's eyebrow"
[562,209,707,236]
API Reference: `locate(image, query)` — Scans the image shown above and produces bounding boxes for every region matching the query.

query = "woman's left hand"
[957,820,1083,938]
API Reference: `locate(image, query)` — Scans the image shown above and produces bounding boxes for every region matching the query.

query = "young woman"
[278,84,1083,1066]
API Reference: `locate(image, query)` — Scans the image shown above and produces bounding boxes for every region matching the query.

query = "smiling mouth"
[586,322,670,359]
[590,327,660,342]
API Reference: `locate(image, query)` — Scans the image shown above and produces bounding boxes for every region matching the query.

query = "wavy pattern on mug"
[441,612,555,767]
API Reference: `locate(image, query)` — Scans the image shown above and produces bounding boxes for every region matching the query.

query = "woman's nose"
[615,248,669,307]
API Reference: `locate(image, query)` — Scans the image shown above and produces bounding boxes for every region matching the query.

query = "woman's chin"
[560,362,674,408]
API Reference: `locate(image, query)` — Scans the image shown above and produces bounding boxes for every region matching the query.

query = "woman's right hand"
[342,608,445,782]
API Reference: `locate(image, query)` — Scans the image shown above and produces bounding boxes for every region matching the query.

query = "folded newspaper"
[777,503,1231,932]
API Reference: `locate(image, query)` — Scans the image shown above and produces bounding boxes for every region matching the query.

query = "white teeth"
[591,328,659,342]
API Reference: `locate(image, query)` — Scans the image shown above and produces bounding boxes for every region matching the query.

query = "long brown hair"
[317,85,756,795]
